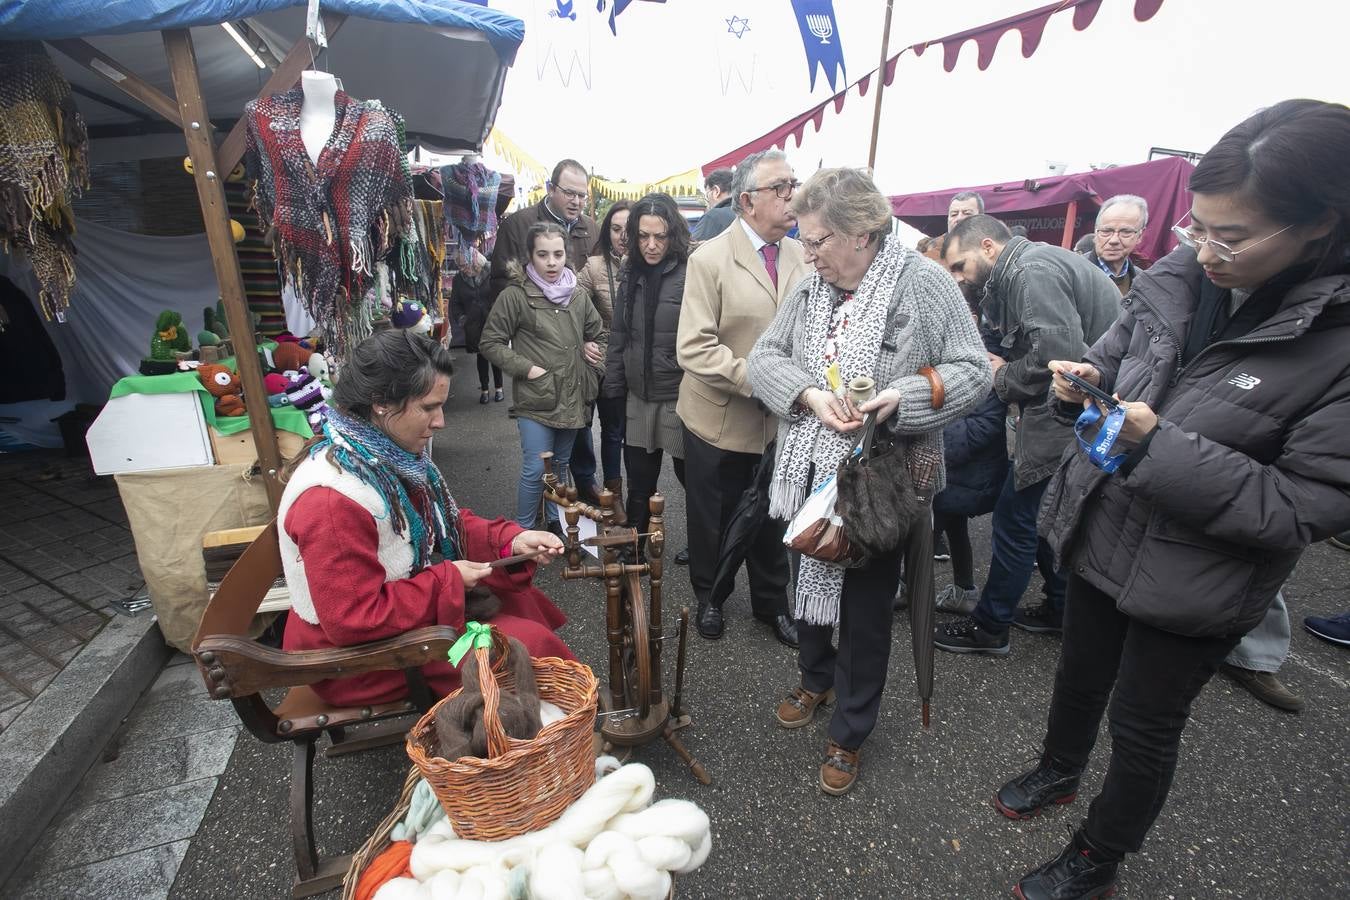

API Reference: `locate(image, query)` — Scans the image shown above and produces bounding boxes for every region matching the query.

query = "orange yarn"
[354,840,413,900]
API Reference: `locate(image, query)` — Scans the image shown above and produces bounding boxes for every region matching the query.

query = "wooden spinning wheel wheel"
[540,454,710,784]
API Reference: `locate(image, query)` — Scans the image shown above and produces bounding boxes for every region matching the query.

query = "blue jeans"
[516,419,578,528]
[1224,590,1290,673]
[972,469,1066,632]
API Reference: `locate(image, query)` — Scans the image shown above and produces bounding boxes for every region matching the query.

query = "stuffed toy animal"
[269,340,313,374]
[198,363,245,417]
[149,311,192,360]
[434,635,542,761]
[391,299,433,335]
[284,367,331,427]
[264,372,292,408]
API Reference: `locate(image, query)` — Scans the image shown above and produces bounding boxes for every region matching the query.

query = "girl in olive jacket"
[480,222,605,528]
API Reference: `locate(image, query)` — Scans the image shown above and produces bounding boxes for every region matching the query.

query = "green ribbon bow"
[448,621,493,667]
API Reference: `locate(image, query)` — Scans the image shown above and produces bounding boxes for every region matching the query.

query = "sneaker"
[1014,602,1064,635]
[934,615,1010,656]
[1327,530,1350,551]
[935,583,979,614]
[994,755,1083,820]
[1013,829,1120,900]
[1303,610,1350,646]
[933,533,951,561]
[1219,663,1304,712]
[494,388,505,402]
[479,391,490,405]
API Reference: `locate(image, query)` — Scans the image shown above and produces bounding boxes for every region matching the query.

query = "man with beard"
[936,215,1118,655]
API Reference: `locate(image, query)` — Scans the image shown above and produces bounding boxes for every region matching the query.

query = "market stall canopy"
[889,156,1194,265]
[1,0,525,161]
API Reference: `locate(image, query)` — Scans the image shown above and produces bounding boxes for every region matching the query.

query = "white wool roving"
[378,763,711,900]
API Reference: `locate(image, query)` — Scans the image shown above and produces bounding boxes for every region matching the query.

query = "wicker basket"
[406,626,599,842]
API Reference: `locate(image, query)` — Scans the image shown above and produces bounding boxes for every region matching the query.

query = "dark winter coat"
[451,268,493,354]
[933,388,1009,519]
[980,236,1120,488]
[488,199,597,305]
[1039,247,1350,638]
[604,256,686,403]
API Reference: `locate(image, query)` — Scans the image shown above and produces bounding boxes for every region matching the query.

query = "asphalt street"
[172,350,1350,899]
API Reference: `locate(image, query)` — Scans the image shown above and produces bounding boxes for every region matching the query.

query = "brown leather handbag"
[786,514,862,564]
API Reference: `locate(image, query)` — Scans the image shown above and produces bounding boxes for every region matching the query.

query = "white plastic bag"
[784,473,841,546]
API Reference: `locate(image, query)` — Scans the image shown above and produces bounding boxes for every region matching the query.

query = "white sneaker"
[935,584,979,614]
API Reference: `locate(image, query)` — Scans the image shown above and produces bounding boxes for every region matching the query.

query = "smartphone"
[1059,369,1118,409]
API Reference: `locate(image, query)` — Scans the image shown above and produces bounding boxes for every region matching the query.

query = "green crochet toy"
[140,310,192,375]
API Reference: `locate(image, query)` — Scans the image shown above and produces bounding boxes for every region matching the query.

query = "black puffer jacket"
[604,256,686,403]
[1039,247,1350,637]
[933,388,1009,519]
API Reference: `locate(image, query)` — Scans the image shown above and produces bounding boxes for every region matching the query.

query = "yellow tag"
[825,362,842,393]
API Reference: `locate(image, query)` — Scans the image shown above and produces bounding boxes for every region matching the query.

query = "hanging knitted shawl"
[312,406,465,571]
[0,42,89,320]
[442,161,501,268]
[245,87,414,358]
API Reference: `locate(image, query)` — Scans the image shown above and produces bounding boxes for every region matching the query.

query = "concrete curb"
[0,614,170,889]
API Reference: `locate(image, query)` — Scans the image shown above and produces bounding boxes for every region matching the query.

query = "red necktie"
[761,243,779,290]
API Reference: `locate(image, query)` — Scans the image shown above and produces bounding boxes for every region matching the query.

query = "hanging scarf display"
[245,87,415,358]
[441,161,501,269]
[0,41,89,320]
[417,199,446,317]
[311,406,464,571]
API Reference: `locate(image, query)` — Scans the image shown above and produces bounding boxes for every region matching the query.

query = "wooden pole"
[1061,198,1079,249]
[47,39,184,127]
[163,28,285,510]
[866,0,896,172]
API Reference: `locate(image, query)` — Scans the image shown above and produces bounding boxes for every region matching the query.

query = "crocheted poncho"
[245,87,416,357]
[0,41,89,320]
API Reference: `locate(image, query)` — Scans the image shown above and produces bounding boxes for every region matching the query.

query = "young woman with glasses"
[1000,99,1350,900]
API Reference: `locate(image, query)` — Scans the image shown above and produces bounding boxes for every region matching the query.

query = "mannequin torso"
[299,71,339,166]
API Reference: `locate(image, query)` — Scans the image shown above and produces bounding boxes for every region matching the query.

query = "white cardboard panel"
[86,393,214,475]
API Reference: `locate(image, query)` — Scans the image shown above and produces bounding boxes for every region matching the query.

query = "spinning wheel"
[540,454,710,784]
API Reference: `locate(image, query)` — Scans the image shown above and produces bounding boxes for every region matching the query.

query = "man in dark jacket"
[936,216,1119,655]
[691,168,735,242]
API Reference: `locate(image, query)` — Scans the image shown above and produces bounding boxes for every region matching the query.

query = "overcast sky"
[481,0,1348,197]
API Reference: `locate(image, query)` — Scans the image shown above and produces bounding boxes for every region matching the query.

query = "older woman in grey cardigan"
[748,167,989,796]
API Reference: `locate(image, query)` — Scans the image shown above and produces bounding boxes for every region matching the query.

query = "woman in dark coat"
[998,100,1350,900]
[452,244,503,404]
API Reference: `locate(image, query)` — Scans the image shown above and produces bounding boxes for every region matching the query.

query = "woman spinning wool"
[748,168,989,795]
[279,331,573,707]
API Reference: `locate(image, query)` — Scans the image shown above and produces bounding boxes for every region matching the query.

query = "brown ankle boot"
[603,478,628,525]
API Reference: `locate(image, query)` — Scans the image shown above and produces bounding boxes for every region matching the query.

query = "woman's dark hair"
[597,200,632,257]
[1190,99,1350,276]
[522,221,569,262]
[624,193,691,267]
[332,329,454,421]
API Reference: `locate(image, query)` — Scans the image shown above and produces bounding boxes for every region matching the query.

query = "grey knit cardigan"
[747,246,992,495]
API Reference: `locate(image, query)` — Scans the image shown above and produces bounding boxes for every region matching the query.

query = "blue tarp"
[0,0,523,63]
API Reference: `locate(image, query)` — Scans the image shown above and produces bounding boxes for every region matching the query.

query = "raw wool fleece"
[278,454,418,625]
[0,41,89,319]
[245,87,416,358]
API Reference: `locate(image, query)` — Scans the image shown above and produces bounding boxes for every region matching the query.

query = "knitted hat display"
[245,87,416,360]
[0,42,90,320]
[198,363,245,417]
[390,298,431,334]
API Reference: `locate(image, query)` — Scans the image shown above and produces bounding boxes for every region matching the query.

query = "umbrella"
[709,441,778,609]
[902,504,936,728]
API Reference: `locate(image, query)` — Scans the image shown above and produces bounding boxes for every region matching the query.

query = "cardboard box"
[208,426,306,466]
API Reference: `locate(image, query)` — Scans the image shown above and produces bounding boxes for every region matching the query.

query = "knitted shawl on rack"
[0,42,89,320]
[245,87,414,358]
[441,161,501,269]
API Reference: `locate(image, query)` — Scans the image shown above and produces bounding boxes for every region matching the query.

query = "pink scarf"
[526,263,576,306]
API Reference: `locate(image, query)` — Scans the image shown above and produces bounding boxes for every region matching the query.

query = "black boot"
[994,753,1083,820]
[1013,828,1120,900]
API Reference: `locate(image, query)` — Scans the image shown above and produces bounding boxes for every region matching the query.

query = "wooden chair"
[192,520,458,898]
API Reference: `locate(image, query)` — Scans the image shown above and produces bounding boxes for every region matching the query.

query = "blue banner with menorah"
[790,0,846,92]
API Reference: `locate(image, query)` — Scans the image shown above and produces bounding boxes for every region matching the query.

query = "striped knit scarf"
[245,88,414,358]
[313,406,464,571]
[442,161,501,268]
[0,42,88,320]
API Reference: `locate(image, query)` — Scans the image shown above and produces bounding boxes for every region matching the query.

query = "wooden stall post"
[163,28,285,509]
[866,0,896,172]
[1061,198,1079,249]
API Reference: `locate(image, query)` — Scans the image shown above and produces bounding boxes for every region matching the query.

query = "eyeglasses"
[1170,216,1293,263]
[747,179,800,200]
[799,231,835,255]
[1095,227,1142,240]
[550,184,588,202]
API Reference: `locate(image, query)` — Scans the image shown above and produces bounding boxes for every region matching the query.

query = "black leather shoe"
[696,602,724,639]
[674,547,690,565]
[1013,829,1120,900]
[994,755,1083,820]
[756,613,799,648]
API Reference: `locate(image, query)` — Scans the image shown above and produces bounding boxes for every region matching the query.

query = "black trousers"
[1043,574,1241,857]
[623,444,684,533]
[475,354,502,391]
[796,551,905,749]
[932,510,975,589]
[682,428,789,618]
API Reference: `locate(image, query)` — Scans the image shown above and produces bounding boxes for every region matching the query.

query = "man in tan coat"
[677,149,806,647]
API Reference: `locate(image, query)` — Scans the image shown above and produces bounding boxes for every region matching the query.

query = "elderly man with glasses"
[676,149,806,648]
[1089,194,1150,296]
